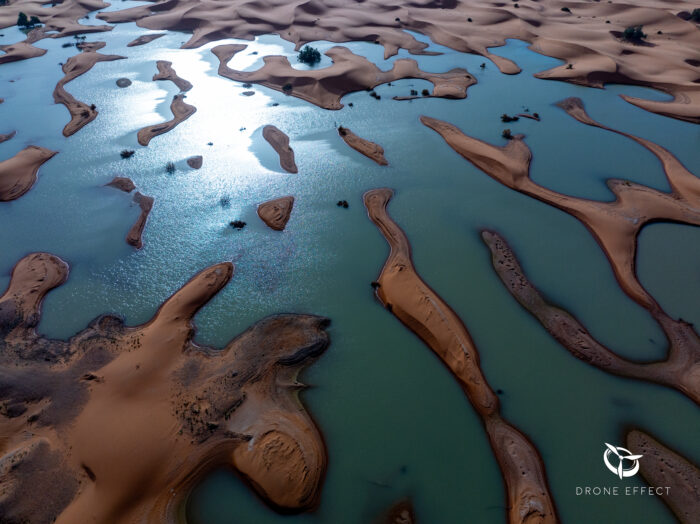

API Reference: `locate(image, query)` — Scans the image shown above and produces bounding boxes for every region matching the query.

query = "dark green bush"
[297,46,321,65]
[623,25,646,41]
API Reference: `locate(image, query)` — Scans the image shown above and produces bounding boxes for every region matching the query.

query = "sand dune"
[126,191,153,249]
[262,125,298,173]
[338,127,388,166]
[127,32,166,47]
[257,196,294,231]
[54,43,125,137]
[482,230,700,405]
[0,146,57,202]
[137,94,196,146]
[364,188,557,524]
[153,60,193,91]
[627,430,700,524]
[106,176,135,193]
[213,44,474,110]
[0,254,330,522]
[187,155,203,169]
[90,0,700,121]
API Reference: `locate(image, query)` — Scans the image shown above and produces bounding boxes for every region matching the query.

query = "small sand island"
[0,253,330,523]
[153,60,193,92]
[257,196,294,231]
[137,94,196,146]
[0,146,57,202]
[338,126,388,166]
[262,125,298,173]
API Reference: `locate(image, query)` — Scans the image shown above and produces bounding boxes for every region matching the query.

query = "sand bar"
[0,146,57,202]
[262,125,298,173]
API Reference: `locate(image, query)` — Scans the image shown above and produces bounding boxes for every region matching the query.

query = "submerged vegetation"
[165,161,176,174]
[120,149,135,159]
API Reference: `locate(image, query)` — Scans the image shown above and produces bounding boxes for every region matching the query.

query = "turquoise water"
[1,15,699,524]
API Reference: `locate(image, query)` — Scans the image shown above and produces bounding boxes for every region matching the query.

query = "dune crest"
[53,43,125,137]
[364,188,557,524]
[338,127,388,166]
[262,125,298,173]
[258,196,294,231]
[0,254,330,523]
[137,93,196,146]
[0,146,57,202]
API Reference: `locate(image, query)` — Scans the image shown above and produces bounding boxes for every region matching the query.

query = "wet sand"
[262,125,298,173]
[364,188,557,524]
[257,196,294,231]
[338,127,388,166]
[0,253,330,522]
[0,146,57,202]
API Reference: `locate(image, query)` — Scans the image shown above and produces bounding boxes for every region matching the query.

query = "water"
[1,16,698,524]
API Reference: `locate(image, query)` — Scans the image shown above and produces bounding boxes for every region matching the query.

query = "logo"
[603,443,642,479]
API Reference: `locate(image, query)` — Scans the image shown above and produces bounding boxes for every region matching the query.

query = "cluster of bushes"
[297,46,321,65]
[623,25,646,41]
[691,8,700,22]
[17,12,41,29]
[501,114,519,123]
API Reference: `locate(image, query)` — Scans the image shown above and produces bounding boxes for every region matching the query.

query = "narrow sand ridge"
[127,32,166,47]
[106,176,135,193]
[54,42,125,137]
[482,230,700,405]
[0,253,330,523]
[0,28,47,65]
[0,146,57,202]
[257,196,294,231]
[627,430,700,524]
[338,127,388,166]
[0,131,16,144]
[420,114,700,318]
[212,44,474,110]
[137,94,196,146]
[153,60,193,92]
[0,0,113,41]
[187,155,203,169]
[363,188,557,524]
[262,125,298,173]
[126,191,153,249]
[94,0,700,121]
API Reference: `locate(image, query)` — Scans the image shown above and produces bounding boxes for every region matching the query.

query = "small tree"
[623,25,646,42]
[691,8,700,22]
[165,161,176,174]
[17,12,29,27]
[502,129,513,140]
[297,46,321,65]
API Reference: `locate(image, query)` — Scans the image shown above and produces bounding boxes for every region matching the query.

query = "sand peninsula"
[127,32,166,47]
[106,176,136,193]
[54,42,125,137]
[337,126,388,166]
[0,130,16,144]
[262,125,298,173]
[0,253,330,523]
[0,146,57,202]
[153,60,193,92]
[0,27,48,65]
[126,191,154,249]
[88,0,700,122]
[421,113,700,403]
[258,196,294,231]
[363,188,557,524]
[627,430,700,524]
[212,44,474,110]
[137,93,196,146]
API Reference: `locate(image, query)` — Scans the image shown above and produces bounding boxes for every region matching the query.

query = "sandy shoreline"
[262,125,298,173]
[364,188,557,524]
[0,254,330,523]
[0,146,57,202]
[338,127,388,166]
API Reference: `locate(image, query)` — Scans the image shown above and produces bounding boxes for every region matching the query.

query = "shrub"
[561,7,571,13]
[297,45,321,65]
[421,89,430,96]
[691,8,700,22]
[501,113,519,123]
[623,25,646,41]
[219,196,231,207]
[229,220,246,229]
[282,83,292,93]
[165,161,176,174]
[17,12,40,28]
[502,129,513,140]
[120,149,135,159]
[338,126,348,136]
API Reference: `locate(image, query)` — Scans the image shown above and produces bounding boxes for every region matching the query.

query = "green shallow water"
[0,16,698,524]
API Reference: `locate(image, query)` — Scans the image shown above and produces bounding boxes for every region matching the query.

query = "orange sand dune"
[54,43,125,137]
[262,125,298,173]
[0,130,16,144]
[126,191,153,249]
[482,230,700,405]
[92,0,700,121]
[0,254,330,523]
[153,60,193,92]
[0,146,57,202]
[627,430,700,524]
[212,44,474,110]
[106,176,135,193]
[127,32,166,47]
[364,188,557,524]
[338,127,388,166]
[0,41,46,65]
[137,94,196,146]
[257,196,294,231]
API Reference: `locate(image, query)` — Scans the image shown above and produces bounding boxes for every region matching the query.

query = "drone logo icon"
[603,443,643,479]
